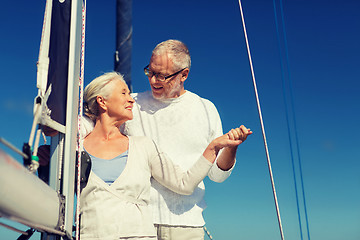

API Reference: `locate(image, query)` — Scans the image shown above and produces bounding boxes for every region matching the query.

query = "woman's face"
[104,80,134,122]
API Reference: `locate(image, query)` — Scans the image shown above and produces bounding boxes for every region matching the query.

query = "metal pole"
[0,149,60,232]
[114,0,132,91]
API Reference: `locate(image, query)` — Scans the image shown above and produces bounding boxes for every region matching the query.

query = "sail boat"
[1,1,360,239]
[0,0,284,237]
[0,0,83,239]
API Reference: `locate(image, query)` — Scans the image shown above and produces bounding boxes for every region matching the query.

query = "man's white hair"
[152,39,191,71]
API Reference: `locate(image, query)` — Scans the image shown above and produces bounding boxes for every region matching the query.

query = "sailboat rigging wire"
[203,226,214,240]
[272,0,311,239]
[272,2,302,239]
[0,221,28,235]
[75,1,86,240]
[237,1,285,239]
[273,5,303,240]
[0,137,28,159]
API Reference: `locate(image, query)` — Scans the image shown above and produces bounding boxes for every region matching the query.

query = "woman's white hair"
[152,39,191,71]
[84,72,126,121]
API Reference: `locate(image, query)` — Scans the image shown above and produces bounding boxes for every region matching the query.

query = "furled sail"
[114,0,132,91]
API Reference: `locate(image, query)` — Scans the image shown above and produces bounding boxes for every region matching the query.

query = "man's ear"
[180,68,189,83]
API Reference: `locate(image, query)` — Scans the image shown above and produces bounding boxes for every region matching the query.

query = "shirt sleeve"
[208,149,236,183]
[149,143,213,195]
[206,101,236,183]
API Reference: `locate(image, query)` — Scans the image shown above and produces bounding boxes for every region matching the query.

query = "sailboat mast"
[61,0,83,237]
[114,0,132,91]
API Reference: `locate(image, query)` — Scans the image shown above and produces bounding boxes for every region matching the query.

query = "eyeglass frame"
[144,64,187,82]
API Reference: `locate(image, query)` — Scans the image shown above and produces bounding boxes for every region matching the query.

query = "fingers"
[227,129,236,140]
[240,125,252,135]
[227,127,243,140]
[227,125,253,142]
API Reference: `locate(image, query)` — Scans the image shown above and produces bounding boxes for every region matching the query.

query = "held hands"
[203,125,252,164]
[215,125,252,150]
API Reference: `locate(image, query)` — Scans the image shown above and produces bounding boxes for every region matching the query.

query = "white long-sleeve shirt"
[122,90,234,227]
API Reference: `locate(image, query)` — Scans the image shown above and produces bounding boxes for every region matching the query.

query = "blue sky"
[1,0,360,239]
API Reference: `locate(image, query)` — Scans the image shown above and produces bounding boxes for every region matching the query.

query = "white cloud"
[3,99,33,116]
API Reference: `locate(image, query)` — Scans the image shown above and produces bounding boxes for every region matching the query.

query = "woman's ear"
[96,96,107,111]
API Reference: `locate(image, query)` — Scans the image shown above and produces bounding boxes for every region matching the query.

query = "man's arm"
[215,147,237,171]
[208,125,252,182]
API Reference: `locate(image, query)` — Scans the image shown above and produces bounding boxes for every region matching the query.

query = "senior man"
[120,39,251,240]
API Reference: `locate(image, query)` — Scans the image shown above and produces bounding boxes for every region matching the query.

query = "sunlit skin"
[148,53,189,99]
[83,80,135,160]
[99,80,135,125]
[203,126,252,163]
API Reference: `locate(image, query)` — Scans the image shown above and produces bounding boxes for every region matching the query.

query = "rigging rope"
[0,137,28,159]
[203,226,214,240]
[272,1,311,239]
[75,1,86,240]
[237,1,285,239]
[0,222,28,235]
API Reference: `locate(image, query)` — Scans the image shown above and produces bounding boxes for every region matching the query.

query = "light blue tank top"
[86,150,128,185]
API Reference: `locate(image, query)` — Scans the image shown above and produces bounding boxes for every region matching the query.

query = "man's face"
[147,54,187,99]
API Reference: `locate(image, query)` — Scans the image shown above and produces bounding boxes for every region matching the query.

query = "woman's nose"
[128,95,135,103]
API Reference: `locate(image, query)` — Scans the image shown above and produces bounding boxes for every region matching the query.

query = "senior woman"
[79,72,252,239]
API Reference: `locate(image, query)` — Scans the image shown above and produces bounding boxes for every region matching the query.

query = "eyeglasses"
[144,64,187,82]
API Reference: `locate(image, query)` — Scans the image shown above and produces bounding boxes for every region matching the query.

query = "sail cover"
[46,0,71,125]
[115,0,132,90]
